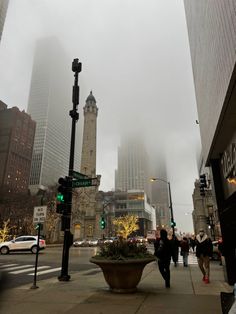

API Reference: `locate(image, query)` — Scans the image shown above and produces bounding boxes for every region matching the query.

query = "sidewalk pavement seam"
[134,293,149,314]
[189,263,196,295]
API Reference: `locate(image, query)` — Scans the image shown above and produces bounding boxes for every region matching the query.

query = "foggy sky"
[0,0,201,233]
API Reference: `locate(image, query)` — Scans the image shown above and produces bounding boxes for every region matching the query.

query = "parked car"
[212,241,221,260]
[0,235,46,254]
[89,239,99,247]
[128,236,147,244]
[73,239,89,247]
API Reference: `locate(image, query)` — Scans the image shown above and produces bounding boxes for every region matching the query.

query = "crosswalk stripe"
[10,266,50,274]
[28,267,61,276]
[1,265,33,272]
[0,264,18,269]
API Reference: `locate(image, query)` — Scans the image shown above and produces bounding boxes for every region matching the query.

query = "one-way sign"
[72,178,98,188]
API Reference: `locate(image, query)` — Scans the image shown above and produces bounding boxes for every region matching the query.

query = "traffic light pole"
[150,178,175,236]
[167,182,175,236]
[58,59,81,282]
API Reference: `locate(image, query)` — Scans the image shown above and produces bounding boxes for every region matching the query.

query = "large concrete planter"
[90,256,155,293]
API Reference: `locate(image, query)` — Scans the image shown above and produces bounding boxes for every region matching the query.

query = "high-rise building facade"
[184,0,236,284]
[0,101,36,193]
[150,163,170,229]
[115,137,149,194]
[0,0,9,42]
[27,37,79,193]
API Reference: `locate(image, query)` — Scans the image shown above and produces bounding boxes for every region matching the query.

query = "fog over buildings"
[0,0,201,232]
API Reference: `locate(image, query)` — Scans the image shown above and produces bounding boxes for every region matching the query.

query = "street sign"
[72,178,98,188]
[72,171,89,180]
[33,206,47,223]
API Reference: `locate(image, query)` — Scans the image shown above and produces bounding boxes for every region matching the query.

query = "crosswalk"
[0,263,61,276]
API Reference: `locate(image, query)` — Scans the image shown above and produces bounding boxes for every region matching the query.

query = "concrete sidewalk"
[0,261,232,314]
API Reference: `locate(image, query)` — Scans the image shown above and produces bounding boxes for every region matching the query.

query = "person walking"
[154,229,173,288]
[189,236,196,253]
[180,237,190,267]
[196,229,213,284]
[171,235,180,266]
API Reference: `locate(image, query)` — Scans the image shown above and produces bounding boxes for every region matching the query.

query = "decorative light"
[227,178,236,185]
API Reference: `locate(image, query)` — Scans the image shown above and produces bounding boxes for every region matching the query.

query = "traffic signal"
[100,216,106,230]
[171,221,176,227]
[56,177,68,214]
[206,216,210,225]
[199,174,207,197]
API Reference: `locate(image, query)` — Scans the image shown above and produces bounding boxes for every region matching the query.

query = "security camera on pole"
[58,59,82,282]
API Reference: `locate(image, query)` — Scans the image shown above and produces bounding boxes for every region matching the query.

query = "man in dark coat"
[195,229,213,284]
[171,235,180,266]
[154,229,172,288]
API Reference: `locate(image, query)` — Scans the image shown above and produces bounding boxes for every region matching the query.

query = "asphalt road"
[0,246,99,289]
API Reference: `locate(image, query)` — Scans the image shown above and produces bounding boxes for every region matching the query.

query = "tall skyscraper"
[115,137,149,194]
[0,101,36,194]
[27,37,79,193]
[149,161,170,229]
[0,0,9,42]
[184,0,236,284]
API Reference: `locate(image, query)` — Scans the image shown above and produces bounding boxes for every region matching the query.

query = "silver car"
[0,236,46,254]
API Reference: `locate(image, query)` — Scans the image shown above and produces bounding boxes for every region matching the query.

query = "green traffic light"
[100,217,106,230]
[57,193,64,202]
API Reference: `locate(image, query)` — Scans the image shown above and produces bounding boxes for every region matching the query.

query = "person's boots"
[204,276,209,284]
[165,280,170,288]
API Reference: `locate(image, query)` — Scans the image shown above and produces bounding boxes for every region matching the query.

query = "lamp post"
[150,178,175,236]
[58,58,82,282]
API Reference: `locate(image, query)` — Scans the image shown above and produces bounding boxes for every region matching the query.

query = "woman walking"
[180,237,190,267]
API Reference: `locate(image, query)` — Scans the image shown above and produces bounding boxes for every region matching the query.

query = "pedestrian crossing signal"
[35,224,40,230]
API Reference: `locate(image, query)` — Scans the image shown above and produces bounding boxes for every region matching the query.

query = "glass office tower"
[27,37,80,193]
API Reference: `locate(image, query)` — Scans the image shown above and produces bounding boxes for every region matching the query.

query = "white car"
[0,236,46,254]
[73,239,89,247]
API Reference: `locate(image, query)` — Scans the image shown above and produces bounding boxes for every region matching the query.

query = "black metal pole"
[58,59,81,281]
[31,223,41,289]
[168,182,175,236]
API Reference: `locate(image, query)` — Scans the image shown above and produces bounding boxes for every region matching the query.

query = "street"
[0,246,99,289]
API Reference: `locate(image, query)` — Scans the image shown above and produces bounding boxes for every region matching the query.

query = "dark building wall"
[0,105,36,193]
[184,0,236,164]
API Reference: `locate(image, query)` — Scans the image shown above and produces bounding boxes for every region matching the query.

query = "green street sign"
[72,178,98,188]
[72,171,89,180]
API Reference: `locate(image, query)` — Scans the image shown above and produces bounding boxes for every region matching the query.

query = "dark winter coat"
[154,237,172,262]
[195,234,213,258]
[180,239,189,254]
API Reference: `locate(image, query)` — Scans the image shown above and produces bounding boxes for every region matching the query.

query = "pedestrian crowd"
[154,228,216,288]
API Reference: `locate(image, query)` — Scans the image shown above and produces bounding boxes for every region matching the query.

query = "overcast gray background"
[0,0,201,233]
